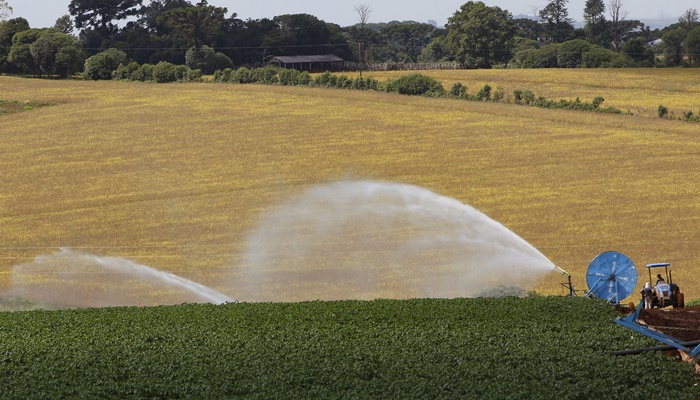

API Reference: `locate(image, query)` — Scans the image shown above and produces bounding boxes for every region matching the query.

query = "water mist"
[233,180,555,302]
[3,181,556,308]
[5,248,233,308]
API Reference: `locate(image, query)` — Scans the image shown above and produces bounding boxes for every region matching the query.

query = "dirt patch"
[639,306,700,342]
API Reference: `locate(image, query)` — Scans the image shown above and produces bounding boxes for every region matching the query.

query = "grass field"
[1,68,700,304]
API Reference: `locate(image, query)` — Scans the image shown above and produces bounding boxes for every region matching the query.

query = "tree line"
[0,0,699,79]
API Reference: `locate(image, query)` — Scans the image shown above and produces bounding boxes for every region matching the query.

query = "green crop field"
[0,297,698,399]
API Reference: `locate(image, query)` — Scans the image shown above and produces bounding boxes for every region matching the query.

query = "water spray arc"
[5,249,234,308]
[4,181,560,308]
[233,180,557,302]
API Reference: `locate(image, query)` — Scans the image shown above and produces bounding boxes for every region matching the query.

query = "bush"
[581,46,618,68]
[364,76,380,91]
[492,86,505,102]
[658,105,669,118]
[449,82,469,99]
[592,96,604,108]
[113,61,139,81]
[297,71,311,86]
[277,68,295,85]
[607,55,634,68]
[521,43,560,68]
[152,61,179,83]
[557,39,592,68]
[513,89,523,104]
[313,71,333,87]
[232,67,252,83]
[336,75,352,89]
[385,73,445,96]
[83,48,128,80]
[212,52,233,72]
[131,63,154,82]
[178,65,202,82]
[352,76,366,90]
[213,68,233,83]
[251,66,278,84]
[476,84,491,101]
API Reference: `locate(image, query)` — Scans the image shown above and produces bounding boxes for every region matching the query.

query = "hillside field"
[0,68,700,304]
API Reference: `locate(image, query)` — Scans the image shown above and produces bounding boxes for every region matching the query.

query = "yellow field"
[1,69,699,303]
[355,68,700,118]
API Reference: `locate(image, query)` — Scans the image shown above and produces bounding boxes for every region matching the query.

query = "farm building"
[268,55,345,72]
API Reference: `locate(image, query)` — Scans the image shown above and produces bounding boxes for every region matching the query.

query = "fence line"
[343,61,464,71]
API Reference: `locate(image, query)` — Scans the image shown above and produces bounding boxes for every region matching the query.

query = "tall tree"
[156,2,229,48]
[514,17,544,41]
[678,8,699,32]
[583,0,608,47]
[8,28,45,75]
[0,0,11,21]
[54,15,74,35]
[0,17,28,72]
[662,28,686,66]
[30,31,84,78]
[538,0,574,43]
[377,22,438,62]
[608,0,627,51]
[445,1,516,68]
[354,4,371,28]
[352,3,371,64]
[685,26,700,65]
[137,0,192,33]
[69,0,143,34]
[621,37,654,66]
[261,14,350,59]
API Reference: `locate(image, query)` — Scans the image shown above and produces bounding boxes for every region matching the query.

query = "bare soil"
[638,306,700,342]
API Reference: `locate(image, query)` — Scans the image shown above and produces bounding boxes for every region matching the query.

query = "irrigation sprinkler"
[584,251,638,305]
[554,265,576,297]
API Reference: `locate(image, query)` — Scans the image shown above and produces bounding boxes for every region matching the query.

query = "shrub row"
[213,67,383,91]
[211,67,628,116]
[84,49,203,83]
[658,104,700,122]
[449,82,627,114]
[112,61,203,83]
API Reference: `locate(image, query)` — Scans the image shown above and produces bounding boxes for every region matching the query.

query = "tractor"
[645,262,684,309]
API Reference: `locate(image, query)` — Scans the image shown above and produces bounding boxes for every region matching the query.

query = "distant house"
[268,54,345,72]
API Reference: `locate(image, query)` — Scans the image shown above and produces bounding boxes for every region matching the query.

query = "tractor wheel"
[675,293,685,309]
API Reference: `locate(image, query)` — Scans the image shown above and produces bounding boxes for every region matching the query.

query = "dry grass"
[1,69,699,301]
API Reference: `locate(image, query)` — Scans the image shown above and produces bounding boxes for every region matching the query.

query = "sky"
[6,0,694,30]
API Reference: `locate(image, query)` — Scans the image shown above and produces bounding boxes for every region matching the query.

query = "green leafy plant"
[0,297,698,399]
[385,73,445,96]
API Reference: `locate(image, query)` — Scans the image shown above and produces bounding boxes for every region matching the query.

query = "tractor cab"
[646,263,684,308]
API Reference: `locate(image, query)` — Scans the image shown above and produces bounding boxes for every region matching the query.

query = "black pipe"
[612,340,700,356]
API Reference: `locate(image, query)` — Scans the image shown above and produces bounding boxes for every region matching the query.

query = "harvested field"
[1,70,700,303]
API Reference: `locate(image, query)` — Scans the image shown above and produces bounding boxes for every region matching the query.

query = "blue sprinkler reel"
[585,251,638,304]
